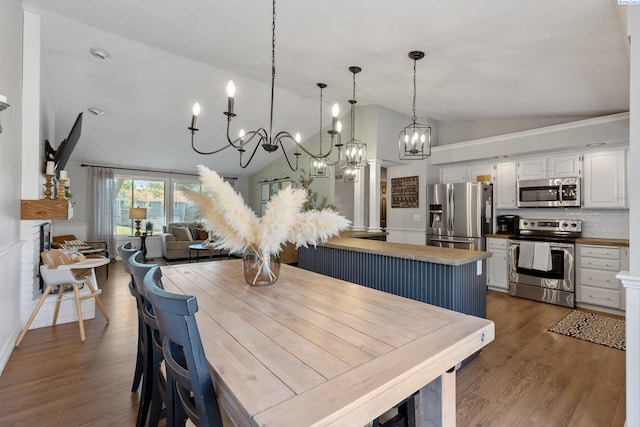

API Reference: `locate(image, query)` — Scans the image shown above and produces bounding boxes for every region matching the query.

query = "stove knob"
[571,223,577,228]
[523,221,528,226]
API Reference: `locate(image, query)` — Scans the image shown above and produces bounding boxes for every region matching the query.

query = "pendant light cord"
[412,58,417,123]
[350,71,357,141]
[269,0,276,145]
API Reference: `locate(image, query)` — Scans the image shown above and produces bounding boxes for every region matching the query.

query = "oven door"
[508,240,574,291]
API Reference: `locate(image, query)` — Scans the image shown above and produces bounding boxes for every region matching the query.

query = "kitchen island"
[298,236,491,318]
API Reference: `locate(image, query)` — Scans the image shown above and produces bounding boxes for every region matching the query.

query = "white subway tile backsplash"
[496,208,629,239]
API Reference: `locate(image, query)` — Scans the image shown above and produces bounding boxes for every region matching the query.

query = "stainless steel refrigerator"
[426,182,493,251]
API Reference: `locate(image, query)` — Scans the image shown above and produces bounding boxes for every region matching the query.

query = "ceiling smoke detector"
[87,107,104,116]
[89,48,110,60]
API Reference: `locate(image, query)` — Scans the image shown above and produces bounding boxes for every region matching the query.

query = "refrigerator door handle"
[430,237,477,244]
[448,186,454,232]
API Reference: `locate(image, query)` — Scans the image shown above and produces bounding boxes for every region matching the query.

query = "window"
[173,180,203,224]
[115,177,166,236]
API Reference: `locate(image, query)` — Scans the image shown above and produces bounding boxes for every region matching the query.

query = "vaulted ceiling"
[23,0,630,176]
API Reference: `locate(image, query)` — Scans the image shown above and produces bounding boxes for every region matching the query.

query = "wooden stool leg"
[52,284,65,325]
[85,279,110,322]
[73,284,86,342]
[15,285,53,347]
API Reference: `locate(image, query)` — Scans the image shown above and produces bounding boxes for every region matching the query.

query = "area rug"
[549,310,625,351]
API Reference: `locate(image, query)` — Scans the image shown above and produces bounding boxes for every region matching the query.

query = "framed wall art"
[391,176,419,208]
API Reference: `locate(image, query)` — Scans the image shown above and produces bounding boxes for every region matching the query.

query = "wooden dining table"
[161,259,494,427]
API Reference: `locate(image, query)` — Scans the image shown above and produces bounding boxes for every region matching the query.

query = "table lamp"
[129,207,147,236]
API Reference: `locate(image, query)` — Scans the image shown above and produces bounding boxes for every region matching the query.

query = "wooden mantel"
[21,199,73,220]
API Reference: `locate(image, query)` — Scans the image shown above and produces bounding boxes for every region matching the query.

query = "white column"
[352,169,366,231]
[617,273,640,427]
[368,159,382,232]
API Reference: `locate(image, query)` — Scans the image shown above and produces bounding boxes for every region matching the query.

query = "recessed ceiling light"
[89,48,110,60]
[87,107,104,116]
[586,142,605,147]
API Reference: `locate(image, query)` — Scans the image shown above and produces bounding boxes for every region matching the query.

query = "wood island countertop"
[321,236,490,266]
[487,234,629,247]
[576,237,629,247]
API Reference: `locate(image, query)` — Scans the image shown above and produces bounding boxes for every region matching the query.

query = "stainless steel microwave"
[517,177,581,208]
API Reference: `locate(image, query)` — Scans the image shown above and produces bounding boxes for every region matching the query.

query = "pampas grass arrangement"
[183,166,350,283]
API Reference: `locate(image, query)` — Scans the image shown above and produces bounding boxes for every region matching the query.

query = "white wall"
[0,0,25,374]
[624,9,640,427]
[385,161,430,245]
[438,116,595,145]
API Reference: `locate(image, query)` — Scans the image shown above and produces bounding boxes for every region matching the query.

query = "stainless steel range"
[508,218,582,308]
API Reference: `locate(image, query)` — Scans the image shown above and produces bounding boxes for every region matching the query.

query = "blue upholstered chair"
[116,242,144,394]
[128,252,166,427]
[142,266,224,427]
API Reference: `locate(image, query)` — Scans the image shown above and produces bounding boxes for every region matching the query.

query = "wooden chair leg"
[85,279,110,322]
[52,284,65,325]
[15,285,53,347]
[73,284,86,342]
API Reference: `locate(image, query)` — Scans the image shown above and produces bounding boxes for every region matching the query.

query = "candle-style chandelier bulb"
[399,50,431,160]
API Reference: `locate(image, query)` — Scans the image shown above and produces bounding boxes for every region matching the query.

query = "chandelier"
[309,83,342,178]
[341,66,367,170]
[399,51,431,160]
[188,0,340,171]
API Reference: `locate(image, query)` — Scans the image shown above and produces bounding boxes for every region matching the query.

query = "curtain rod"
[79,163,237,180]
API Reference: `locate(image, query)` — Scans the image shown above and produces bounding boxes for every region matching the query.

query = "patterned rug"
[549,310,625,351]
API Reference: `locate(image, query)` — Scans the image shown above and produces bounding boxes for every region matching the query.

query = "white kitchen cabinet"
[486,237,509,292]
[494,162,517,208]
[517,154,581,180]
[547,154,581,178]
[583,149,627,208]
[517,158,547,180]
[576,244,629,312]
[439,163,493,183]
[439,165,467,183]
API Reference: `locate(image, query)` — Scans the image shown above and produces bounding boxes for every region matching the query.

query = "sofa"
[159,223,209,260]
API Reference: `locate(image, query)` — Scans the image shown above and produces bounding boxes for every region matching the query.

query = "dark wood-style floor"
[0,260,626,426]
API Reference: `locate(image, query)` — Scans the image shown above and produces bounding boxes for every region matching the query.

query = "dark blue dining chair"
[116,242,144,394]
[128,252,166,427]
[142,266,224,427]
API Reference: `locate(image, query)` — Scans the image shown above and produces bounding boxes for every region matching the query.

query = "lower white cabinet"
[486,237,509,292]
[576,244,629,311]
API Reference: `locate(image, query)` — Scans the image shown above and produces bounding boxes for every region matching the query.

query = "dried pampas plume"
[183,166,351,256]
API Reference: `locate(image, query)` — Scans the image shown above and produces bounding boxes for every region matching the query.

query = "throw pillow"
[195,228,209,240]
[188,226,198,240]
[64,239,85,246]
[171,226,192,241]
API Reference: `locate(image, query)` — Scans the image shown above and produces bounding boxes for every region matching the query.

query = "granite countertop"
[321,236,490,266]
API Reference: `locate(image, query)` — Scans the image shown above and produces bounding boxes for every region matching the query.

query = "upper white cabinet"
[517,158,547,180]
[439,163,493,183]
[548,154,581,178]
[583,148,627,208]
[517,154,581,180]
[439,165,467,183]
[494,162,517,208]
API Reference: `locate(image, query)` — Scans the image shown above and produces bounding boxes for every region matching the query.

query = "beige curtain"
[87,166,116,257]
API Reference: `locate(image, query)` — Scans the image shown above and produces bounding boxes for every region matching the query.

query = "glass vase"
[242,246,281,286]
